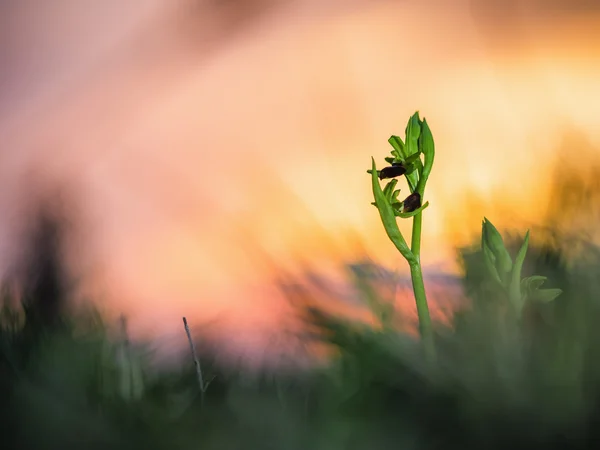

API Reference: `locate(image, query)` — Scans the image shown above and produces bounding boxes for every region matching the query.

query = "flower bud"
[378,162,407,180]
[402,192,421,213]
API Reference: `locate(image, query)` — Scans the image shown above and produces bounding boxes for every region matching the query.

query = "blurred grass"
[3,160,600,449]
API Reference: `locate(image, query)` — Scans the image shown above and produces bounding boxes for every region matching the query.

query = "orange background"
[1,0,599,357]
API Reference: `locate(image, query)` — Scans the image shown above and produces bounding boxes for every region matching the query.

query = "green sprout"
[367,111,436,362]
[481,218,563,318]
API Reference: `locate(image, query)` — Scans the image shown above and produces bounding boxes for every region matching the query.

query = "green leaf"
[405,112,421,157]
[388,136,406,159]
[509,230,530,309]
[416,118,435,195]
[513,231,530,277]
[394,201,430,218]
[530,288,563,303]
[404,163,420,176]
[482,218,513,277]
[403,151,423,179]
[371,158,415,263]
[482,241,502,286]
[521,275,548,292]
[481,220,503,286]
[382,179,399,201]
[520,276,562,303]
[404,152,422,165]
[404,113,422,193]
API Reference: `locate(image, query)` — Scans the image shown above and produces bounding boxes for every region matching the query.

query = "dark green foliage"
[5,190,600,448]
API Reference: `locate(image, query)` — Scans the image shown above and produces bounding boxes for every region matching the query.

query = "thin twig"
[182,316,206,408]
[119,315,136,403]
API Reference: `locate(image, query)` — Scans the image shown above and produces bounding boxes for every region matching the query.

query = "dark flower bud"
[402,192,421,212]
[378,162,406,180]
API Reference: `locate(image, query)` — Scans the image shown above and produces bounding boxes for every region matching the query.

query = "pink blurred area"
[1,0,599,361]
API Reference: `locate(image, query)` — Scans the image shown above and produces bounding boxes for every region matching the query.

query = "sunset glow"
[1,0,599,351]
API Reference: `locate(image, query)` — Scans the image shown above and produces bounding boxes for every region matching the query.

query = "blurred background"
[4,2,600,449]
[1,0,599,362]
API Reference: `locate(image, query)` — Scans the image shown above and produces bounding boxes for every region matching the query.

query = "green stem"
[410,211,436,362]
[411,208,423,259]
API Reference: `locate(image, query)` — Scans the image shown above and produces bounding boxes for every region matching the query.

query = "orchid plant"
[368,112,562,362]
